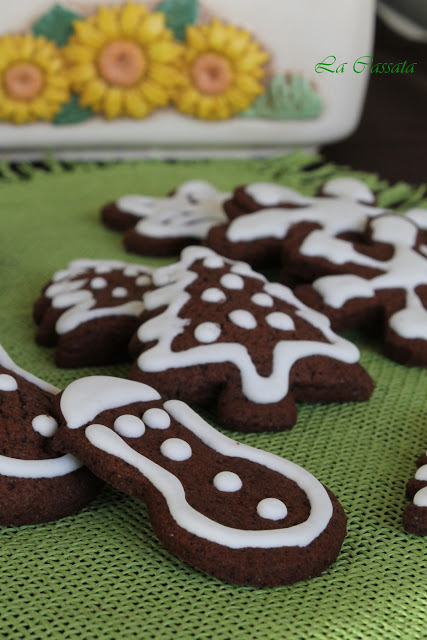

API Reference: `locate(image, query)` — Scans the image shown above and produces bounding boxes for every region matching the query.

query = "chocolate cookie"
[0,346,101,526]
[34,259,153,367]
[403,452,427,536]
[207,178,384,270]
[289,211,427,366]
[101,180,229,257]
[52,375,347,586]
[128,247,374,432]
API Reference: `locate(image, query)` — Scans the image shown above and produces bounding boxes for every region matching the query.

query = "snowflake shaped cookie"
[34,259,153,367]
[290,210,427,366]
[128,247,373,431]
[101,180,229,256]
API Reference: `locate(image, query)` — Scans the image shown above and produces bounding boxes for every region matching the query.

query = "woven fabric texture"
[0,152,426,640]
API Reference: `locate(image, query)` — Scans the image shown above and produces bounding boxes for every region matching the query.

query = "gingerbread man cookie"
[0,346,101,526]
[207,178,384,271]
[34,259,153,367]
[403,452,427,536]
[128,247,374,431]
[52,375,347,586]
[101,180,229,256]
[289,210,427,366]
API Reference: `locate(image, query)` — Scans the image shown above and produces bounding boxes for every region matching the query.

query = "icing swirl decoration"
[0,34,70,124]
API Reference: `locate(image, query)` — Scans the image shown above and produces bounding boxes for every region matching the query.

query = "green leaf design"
[32,4,81,46]
[156,0,198,41]
[241,75,324,120]
[53,94,94,126]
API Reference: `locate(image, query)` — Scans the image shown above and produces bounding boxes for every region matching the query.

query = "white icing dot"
[136,275,151,286]
[143,408,170,430]
[194,322,222,343]
[161,438,192,461]
[0,374,18,391]
[94,265,113,274]
[266,312,296,332]
[257,498,288,521]
[203,255,225,269]
[31,414,58,437]
[220,274,244,290]
[251,293,274,307]
[201,288,227,303]
[90,277,108,290]
[114,414,145,438]
[228,310,257,330]
[213,471,242,492]
[112,287,128,298]
[123,266,141,277]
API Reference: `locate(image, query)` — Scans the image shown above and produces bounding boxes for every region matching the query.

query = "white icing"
[203,255,225,269]
[405,208,427,231]
[0,453,82,479]
[0,374,18,391]
[194,322,222,344]
[60,376,161,429]
[31,414,58,438]
[112,287,128,298]
[226,192,385,243]
[124,180,229,240]
[266,312,296,332]
[322,177,375,203]
[137,247,360,404]
[415,462,427,482]
[220,274,244,290]
[257,498,288,521]
[251,293,274,307]
[81,397,333,548]
[313,274,375,309]
[143,408,170,430]
[201,288,227,303]
[213,471,242,492]
[160,438,192,461]
[90,277,108,290]
[301,214,427,340]
[414,486,427,508]
[228,310,257,330]
[245,183,310,207]
[0,345,59,395]
[45,260,152,335]
[114,414,145,438]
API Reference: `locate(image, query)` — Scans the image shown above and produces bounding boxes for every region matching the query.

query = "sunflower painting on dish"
[173,19,269,120]
[0,34,70,124]
[63,2,184,120]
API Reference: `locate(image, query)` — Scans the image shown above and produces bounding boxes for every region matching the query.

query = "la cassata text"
[315,55,417,74]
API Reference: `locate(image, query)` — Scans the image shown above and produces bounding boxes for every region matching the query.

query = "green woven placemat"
[0,152,426,640]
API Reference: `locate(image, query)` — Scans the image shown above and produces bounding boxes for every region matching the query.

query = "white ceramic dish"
[0,0,376,158]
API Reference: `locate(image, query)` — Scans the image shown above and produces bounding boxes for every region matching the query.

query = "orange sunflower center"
[3,62,45,100]
[98,40,147,87]
[191,53,233,96]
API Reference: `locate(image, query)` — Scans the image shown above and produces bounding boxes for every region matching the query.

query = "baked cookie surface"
[128,247,374,431]
[0,346,101,526]
[53,375,347,587]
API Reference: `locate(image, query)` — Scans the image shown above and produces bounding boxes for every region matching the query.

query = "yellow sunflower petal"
[119,2,145,37]
[140,80,169,107]
[124,89,150,118]
[148,41,183,64]
[64,44,96,64]
[234,74,264,96]
[96,6,120,39]
[186,25,208,52]
[137,11,166,43]
[103,87,123,119]
[73,20,106,48]
[79,79,106,107]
